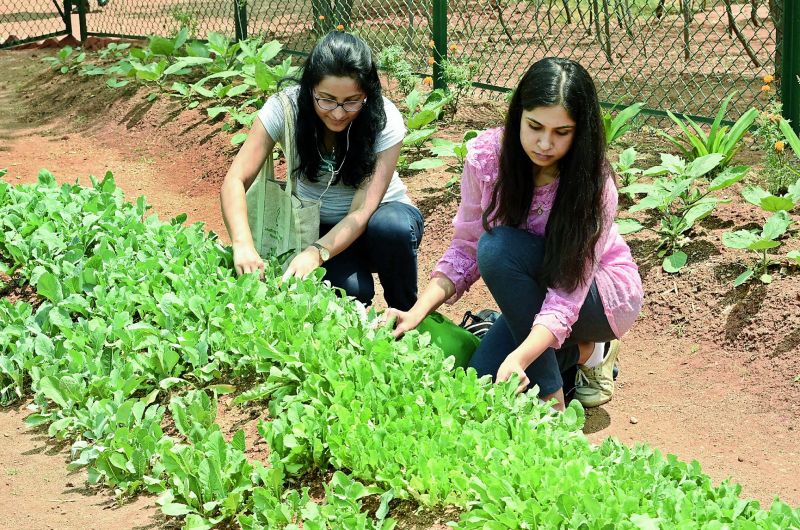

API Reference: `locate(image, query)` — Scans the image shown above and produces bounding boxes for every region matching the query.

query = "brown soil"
[0,44,799,529]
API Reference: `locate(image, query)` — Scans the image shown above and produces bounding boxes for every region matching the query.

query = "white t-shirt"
[257,85,412,224]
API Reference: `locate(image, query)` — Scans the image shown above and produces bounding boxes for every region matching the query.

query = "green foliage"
[41,45,86,74]
[741,178,800,213]
[618,154,749,272]
[1,169,799,529]
[723,210,793,286]
[613,147,642,199]
[377,45,417,99]
[399,89,452,172]
[659,93,758,168]
[602,102,642,145]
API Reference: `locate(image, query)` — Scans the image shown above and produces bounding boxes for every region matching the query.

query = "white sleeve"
[374,97,406,152]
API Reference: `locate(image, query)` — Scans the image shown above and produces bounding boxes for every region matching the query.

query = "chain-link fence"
[1,0,797,127]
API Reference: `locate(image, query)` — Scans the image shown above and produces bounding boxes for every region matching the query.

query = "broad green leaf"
[760,273,773,284]
[762,210,791,240]
[403,128,436,146]
[760,196,795,212]
[685,153,723,178]
[160,503,193,516]
[722,230,758,249]
[408,158,445,170]
[36,272,63,303]
[662,251,687,273]
[779,118,800,156]
[149,36,176,56]
[163,57,213,76]
[741,185,770,208]
[38,376,70,408]
[683,201,716,228]
[787,250,800,264]
[708,165,749,191]
[231,133,248,145]
[615,218,643,235]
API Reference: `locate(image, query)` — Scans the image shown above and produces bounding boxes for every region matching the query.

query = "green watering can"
[416,311,480,369]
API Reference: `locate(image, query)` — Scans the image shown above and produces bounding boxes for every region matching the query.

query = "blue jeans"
[469,226,616,397]
[319,201,423,311]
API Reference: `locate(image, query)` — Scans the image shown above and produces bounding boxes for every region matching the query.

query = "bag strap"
[276,91,297,197]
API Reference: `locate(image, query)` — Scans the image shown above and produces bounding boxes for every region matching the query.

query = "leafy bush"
[618,154,749,272]
[659,93,758,168]
[602,102,642,145]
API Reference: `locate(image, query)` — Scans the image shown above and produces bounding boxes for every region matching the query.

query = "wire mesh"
[0,0,71,46]
[0,0,786,124]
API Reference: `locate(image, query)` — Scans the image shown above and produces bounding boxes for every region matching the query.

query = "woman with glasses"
[220,31,423,311]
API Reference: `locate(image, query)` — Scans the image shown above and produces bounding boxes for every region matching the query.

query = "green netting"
[0,0,787,124]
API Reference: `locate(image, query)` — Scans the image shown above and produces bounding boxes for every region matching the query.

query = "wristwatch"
[310,242,330,263]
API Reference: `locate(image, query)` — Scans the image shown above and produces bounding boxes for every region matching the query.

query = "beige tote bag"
[246,92,320,265]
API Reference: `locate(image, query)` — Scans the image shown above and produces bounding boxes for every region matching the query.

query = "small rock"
[737,456,744,462]
[630,416,638,424]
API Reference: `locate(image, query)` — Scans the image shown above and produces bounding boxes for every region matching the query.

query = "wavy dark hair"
[290,32,386,187]
[482,57,608,292]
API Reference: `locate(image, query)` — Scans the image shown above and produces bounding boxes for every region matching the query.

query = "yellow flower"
[775,140,785,152]
[770,114,782,123]
[423,76,433,86]
[762,74,774,83]
[449,44,458,52]
[318,15,325,20]
[761,84,771,92]
[427,56,435,66]
[336,24,344,30]
[428,40,435,48]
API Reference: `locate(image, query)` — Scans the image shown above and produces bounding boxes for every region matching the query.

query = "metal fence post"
[783,0,799,134]
[234,0,248,41]
[432,0,447,90]
[62,1,73,38]
[77,0,87,43]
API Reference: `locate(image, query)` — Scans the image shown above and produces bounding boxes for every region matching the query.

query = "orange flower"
[423,76,433,86]
[775,140,785,152]
[318,15,325,20]
[770,114,782,123]
[761,84,771,92]
[428,40,435,48]
[427,56,435,66]
[336,24,344,30]
[762,74,774,83]
[449,44,458,52]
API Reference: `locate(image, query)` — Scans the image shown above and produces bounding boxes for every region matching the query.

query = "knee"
[367,206,422,250]
[477,226,544,282]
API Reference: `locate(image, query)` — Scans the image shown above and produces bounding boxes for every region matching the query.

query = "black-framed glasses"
[313,93,367,112]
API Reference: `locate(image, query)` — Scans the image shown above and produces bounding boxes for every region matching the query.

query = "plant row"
[1,168,799,528]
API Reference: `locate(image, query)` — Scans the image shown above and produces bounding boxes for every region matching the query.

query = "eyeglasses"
[313,93,367,112]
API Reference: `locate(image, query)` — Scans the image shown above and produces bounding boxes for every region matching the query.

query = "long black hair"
[483,57,607,292]
[292,32,386,187]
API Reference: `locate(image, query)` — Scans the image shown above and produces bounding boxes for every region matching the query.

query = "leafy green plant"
[42,45,86,74]
[399,88,451,172]
[659,93,758,168]
[377,45,417,99]
[612,147,642,200]
[618,153,749,272]
[602,102,642,145]
[722,210,793,286]
[741,178,800,212]
[407,130,478,191]
[439,57,478,118]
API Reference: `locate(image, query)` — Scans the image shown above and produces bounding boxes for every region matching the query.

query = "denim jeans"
[468,226,616,397]
[319,201,423,311]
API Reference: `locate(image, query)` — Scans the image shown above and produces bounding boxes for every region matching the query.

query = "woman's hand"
[232,242,265,277]
[384,307,425,339]
[496,353,530,394]
[281,247,323,282]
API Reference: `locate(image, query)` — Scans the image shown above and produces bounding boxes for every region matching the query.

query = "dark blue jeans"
[469,226,616,397]
[319,201,423,311]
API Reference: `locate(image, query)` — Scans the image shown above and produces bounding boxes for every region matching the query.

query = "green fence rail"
[1,0,798,130]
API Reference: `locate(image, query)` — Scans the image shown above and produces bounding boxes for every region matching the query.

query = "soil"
[0,43,799,529]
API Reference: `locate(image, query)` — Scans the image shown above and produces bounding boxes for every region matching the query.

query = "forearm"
[316,208,371,258]
[408,275,455,321]
[507,324,557,369]
[220,176,253,246]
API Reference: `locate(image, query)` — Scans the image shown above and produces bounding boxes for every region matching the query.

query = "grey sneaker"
[574,340,620,408]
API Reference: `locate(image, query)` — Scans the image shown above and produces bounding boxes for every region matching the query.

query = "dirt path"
[0,46,798,529]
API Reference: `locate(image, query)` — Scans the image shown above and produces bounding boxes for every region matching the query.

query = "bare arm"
[220,119,274,275]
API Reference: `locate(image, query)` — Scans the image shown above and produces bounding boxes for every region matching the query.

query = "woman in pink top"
[388,58,643,411]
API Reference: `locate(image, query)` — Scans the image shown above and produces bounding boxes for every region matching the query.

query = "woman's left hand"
[496,354,530,394]
[281,247,323,282]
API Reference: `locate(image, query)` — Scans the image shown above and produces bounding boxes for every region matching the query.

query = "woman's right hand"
[232,242,265,277]
[384,307,425,339]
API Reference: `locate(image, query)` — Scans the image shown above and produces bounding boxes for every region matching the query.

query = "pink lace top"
[433,127,643,348]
